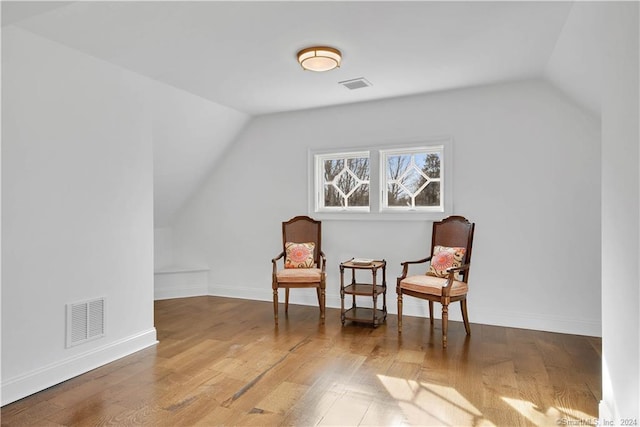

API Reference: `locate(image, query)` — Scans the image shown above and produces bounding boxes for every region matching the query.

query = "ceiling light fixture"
[297,46,342,72]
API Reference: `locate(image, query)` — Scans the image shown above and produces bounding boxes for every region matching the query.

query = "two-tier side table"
[339,259,387,327]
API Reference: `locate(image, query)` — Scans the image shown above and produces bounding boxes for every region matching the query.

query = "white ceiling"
[3,1,575,116]
[5,1,602,229]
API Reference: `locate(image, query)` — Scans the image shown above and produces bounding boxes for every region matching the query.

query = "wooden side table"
[339,259,387,327]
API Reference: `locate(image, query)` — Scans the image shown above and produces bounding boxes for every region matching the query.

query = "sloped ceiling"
[2,1,602,226]
[150,82,250,226]
[544,1,605,116]
[3,1,577,115]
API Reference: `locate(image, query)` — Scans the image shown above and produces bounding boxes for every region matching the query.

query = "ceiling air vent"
[339,77,372,90]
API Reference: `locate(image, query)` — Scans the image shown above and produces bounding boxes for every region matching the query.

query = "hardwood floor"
[1,296,601,426]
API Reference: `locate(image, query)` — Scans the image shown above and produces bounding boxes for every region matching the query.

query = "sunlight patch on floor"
[501,396,596,426]
[377,374,496,426]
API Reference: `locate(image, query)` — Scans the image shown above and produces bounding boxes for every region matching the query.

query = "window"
[380,146,443,212]
[314,151,370,212]
[310,139,451,220]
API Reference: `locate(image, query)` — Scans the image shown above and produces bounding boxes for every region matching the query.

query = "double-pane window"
[311,141,449,219]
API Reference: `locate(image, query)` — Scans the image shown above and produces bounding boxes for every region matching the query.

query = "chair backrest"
[282,216,322,266]
[431,215,475,282]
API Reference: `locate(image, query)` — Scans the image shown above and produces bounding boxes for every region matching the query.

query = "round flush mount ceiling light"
[297,46,342,72]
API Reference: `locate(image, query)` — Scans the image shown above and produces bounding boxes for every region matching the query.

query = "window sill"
[310,211,450,221]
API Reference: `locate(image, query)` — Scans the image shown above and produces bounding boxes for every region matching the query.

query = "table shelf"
[340,259,387,327]
[343,284,385,296]
[343,307,386,325]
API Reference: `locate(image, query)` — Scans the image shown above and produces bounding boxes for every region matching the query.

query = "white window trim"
[308,137,453,221]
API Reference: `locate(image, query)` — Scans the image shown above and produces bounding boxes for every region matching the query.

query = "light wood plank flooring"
[1,296,601,426]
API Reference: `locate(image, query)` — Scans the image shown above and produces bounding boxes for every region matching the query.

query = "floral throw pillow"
[427,245,466,279]
[285,242,316,269]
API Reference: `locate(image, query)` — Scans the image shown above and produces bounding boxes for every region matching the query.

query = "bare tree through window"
[383,148,442,210]
[313,144,446,215]
[321,154,369,209]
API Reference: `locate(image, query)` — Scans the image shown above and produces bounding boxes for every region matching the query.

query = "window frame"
[308,138,452,221]
[313,150,371,213]
[379,145,445,213]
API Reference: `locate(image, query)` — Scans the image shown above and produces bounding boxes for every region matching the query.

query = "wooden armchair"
[272,216,326,324]
[397,215,475,347]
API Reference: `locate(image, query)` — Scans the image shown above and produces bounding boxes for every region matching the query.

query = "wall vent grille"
[66,297,105,348]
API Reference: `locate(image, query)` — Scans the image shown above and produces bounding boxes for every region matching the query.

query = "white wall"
[600,2,639,422]
[172,78,601,336]
[151,78,249,271]
[151,80,249,228]
[150,75,249,302]
[1,27,157,404]
[154,227,174,270]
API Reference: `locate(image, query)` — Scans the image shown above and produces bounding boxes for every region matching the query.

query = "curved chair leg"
[273,288,279,323]
[397,292,403,334]
[461,299,471,335]
[442,303,449,348]
[428,301,434,326]
[285,288,290,314]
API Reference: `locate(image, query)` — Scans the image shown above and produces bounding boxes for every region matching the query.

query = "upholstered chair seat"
[399,275,468,297]
[276,268,322,283]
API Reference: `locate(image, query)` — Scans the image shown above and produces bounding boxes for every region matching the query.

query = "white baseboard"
[470,307,601,337]
[1,328,158,406]
[154,285,208,300]
[208,283,601,336]
[154,268,209,300]
[208,284,480,322]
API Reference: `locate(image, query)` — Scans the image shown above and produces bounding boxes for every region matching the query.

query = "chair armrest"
[446,263,470,274]
[441,263,471,295]
[319,251,327,274]
[398,256,432,281]
[272,251,285,275]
